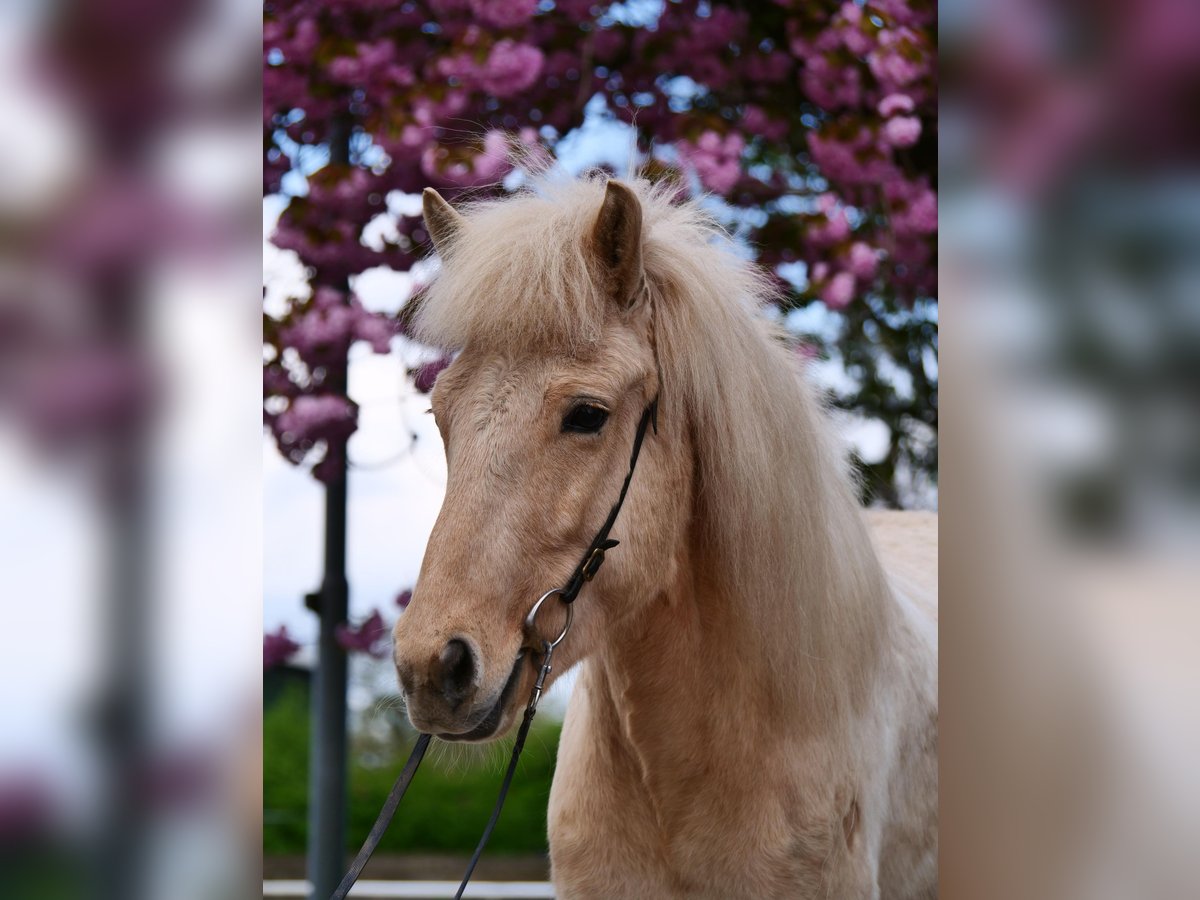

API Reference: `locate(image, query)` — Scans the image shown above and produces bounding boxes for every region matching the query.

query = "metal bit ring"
[525,587,573,649]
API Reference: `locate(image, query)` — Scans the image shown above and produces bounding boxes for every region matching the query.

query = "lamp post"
[305,113,353,900]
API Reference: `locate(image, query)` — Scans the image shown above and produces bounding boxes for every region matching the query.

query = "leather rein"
[330,395,660,900]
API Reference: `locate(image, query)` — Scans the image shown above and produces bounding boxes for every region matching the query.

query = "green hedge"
[264,685,560,855]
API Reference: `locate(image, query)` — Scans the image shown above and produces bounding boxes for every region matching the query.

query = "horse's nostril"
[439,638,476,708]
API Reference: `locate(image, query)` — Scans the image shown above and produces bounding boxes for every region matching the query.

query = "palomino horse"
[393,175,938,898]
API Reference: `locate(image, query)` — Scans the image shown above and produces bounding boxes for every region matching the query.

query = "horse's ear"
[589,180,644,308]
[422,187,464,254]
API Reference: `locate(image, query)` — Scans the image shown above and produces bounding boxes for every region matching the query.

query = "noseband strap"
[330,395,660,900]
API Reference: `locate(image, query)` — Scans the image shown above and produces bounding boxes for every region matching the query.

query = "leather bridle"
[330,394,660,900]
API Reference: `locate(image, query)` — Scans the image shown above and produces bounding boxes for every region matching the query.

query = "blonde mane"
[416,174,889,713]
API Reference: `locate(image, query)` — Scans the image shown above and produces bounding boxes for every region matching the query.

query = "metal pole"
[306,475,349,900]
[96,404,150,900]
[306,112,353,900]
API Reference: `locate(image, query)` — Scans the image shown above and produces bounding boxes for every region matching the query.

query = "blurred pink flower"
[0,775,56,839]
[794,342,819,361]
[470,0,537,28]
[802,53,864,109]
[878,93,916,117]
[473,130,512,181]
[479,41,544,97]
[336,610,390,658]
[836,2,874,56]
[396,589,413,610]
[264,626,300,669]
[847,242,880,279]
[744,50,791,83]
[678,130,745,194]
[274,394,358,447]
[263,366,299,399]
[412,356,452,393]
[21,349,157,446]
[868,29,927,90]
[808,130,897,184]
[823,271,857,309]
[883,115,922,147]
[743,106,788,142]
[891,186,938,235]
[327,56,365,85]
[279,290,392,366]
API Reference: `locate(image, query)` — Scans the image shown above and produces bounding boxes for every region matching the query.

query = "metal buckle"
[581,546,606,581]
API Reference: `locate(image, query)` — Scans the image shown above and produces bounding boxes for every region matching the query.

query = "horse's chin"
[435,651,527,744]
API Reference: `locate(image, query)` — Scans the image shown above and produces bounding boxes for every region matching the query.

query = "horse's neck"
[592,462,892,803]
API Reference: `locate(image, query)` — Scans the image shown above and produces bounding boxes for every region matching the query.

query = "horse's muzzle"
[397,642,526,741]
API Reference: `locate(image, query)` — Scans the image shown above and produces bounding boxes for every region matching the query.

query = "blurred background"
[262,0,935,896]
[0,0,260,898]
[940,0,1200,896]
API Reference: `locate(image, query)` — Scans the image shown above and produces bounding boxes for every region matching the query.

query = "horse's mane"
[416,173,888,706]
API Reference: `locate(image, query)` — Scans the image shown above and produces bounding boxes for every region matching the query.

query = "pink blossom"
[878,93,915,117]
[264,626,300,669]
[808,129,899,185]
[809,203,851,246]
[479,41,544,97]
[436,52,480,83]
[867,29,926,90]
[356,40,396,71]
[281,305,356,365]
[0,775,56,836]
[263,366,300,399]
[469,0,537,28]
[883,115,922,147]
[802,53,863,109]
[555,0,597,22]
[396,590,413,610]
[892,187,938,236]
[280,294,392,366]
[312,286,344,309]
[744,50,791,83]
[274,394,358,447]
[311,449,346,484]
[847,242,879,279]
[335,610,390,658]
[678,130,745,194]
[743,106,788,142]
[823,271,857,309]
[327,56,365,85]
[794,342,819,362]
[21,350,156,445]
[840,27,874,58]
[473,130,512,181]
[353,312,396,353]
[291,18,319,57]
[836,2,873,56]
[412,356,452,393]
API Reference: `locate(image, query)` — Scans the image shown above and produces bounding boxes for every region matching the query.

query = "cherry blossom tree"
[264,0,937,505]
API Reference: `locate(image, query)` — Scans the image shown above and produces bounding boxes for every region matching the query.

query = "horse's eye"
[562,403,609,434]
